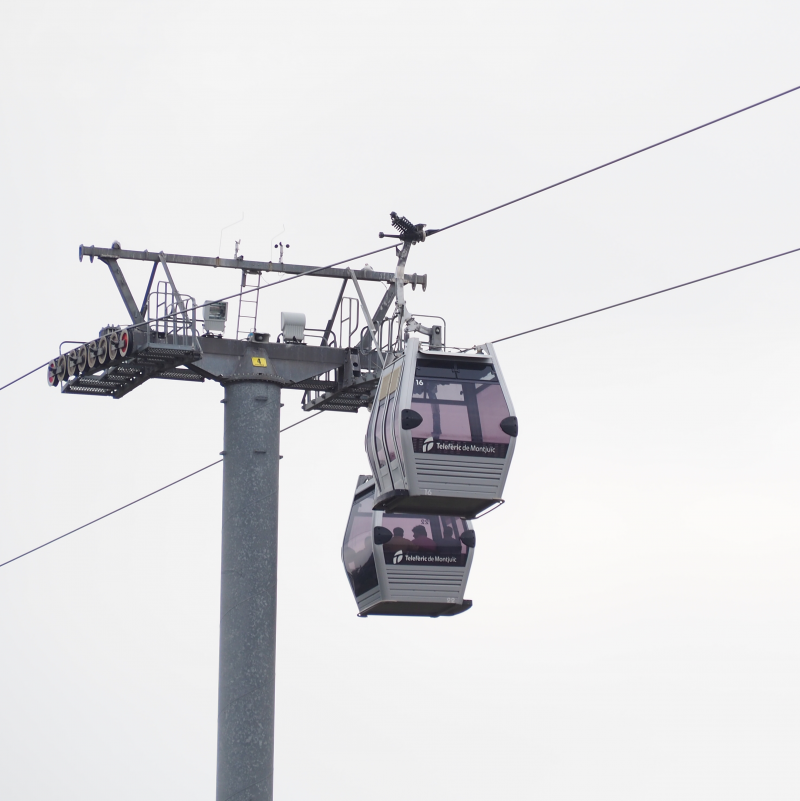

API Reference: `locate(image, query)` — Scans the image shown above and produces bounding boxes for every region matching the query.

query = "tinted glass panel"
[415,358,497,382]
[384,392,397,462]
[410,379,511,456]
[394,397,407,477]
[381,514,470,567]
[411,384,471,440]
[374,399,387,469]
[365,413,375,470]
[342,491,378,598]
[475,384,512,444]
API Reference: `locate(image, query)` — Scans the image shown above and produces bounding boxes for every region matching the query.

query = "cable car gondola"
[365,338,517,518]
[342,475,475,617]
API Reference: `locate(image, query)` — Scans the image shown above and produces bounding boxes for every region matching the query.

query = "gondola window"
[409,373,512,457]
[341,491,378,597]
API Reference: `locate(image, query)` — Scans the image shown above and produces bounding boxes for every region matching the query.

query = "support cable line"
[3,85,797,394]
[81,78,800,336]
[9,246,797,570]
[0,412,323,570]
[18,85,797,797]
[429,84,800,237]
[109,76,800,335]
[5,238,799,398]
[491,246,800,344]
[0,360,52,393]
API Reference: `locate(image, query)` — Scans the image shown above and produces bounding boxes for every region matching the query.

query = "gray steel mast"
[217,380,281,800]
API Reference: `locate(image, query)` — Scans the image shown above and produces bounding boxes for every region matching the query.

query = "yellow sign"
[251,357,268,367]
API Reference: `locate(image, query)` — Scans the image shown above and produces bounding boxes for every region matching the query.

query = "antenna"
[270,224,290,265]
[274,241,290,264]
[218,212,244,257]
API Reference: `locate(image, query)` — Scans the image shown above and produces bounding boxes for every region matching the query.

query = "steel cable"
[2,84,797,394]
[430,84,800,237]
[490,246,800,344]
[0,361,52,393]
[0,412,323,569]
[8,244,797,570]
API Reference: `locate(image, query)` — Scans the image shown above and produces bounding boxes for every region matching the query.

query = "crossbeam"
[79,245,427,288]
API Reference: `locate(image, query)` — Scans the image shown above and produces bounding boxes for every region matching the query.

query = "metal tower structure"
[46,222,432,801]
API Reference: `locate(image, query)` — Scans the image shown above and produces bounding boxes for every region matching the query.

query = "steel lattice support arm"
[79,245,428,288]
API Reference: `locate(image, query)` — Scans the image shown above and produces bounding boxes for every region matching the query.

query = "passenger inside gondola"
[385,527,412,556]
[437,526,462,556]
[411,524,437,552]
[376,513,470,561]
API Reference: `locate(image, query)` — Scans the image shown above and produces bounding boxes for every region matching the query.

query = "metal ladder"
[236,269,262,339]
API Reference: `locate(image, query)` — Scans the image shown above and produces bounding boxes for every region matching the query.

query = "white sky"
[1,1,799,799]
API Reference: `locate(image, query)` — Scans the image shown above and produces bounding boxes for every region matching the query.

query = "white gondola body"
[342,476,475,617]
[365,338,517,518]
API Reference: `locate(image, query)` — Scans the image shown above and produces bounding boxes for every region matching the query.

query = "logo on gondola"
[393,551,404,564]
[412,436,508,458]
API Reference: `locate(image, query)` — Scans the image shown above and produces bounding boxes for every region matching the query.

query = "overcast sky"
[1,1,799,799]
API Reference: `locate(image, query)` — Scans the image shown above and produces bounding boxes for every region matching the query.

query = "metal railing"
[147,281,199,350]
[339,297,360,349]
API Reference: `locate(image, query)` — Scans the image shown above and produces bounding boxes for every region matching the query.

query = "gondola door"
[385,358,406,490]
[369,354,405,504]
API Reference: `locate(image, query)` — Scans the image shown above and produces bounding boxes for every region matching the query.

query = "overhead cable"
[430,84,800,237]
[491,246,800,344]
[110,82,800,334]
[0,411,323,570]
[56,86,800,336]
[0,361,52,393]
[9,245,798,568]
[138,78,799,331]
[3,85,797,394]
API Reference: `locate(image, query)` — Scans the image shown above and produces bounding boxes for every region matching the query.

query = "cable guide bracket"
[378,211,438,244]
[379,212,442,351]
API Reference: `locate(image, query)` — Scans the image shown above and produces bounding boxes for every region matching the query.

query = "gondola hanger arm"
[394,240,413,325]
[405,317,432,337]
[378,212,433,327]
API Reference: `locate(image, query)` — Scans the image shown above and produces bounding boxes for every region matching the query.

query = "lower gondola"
[342,475,475,617]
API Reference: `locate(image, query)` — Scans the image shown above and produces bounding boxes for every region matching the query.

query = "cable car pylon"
[42,212,518,798]
[44,235,430,801]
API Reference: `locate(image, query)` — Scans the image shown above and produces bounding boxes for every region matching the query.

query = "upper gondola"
[365,338,517,518]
